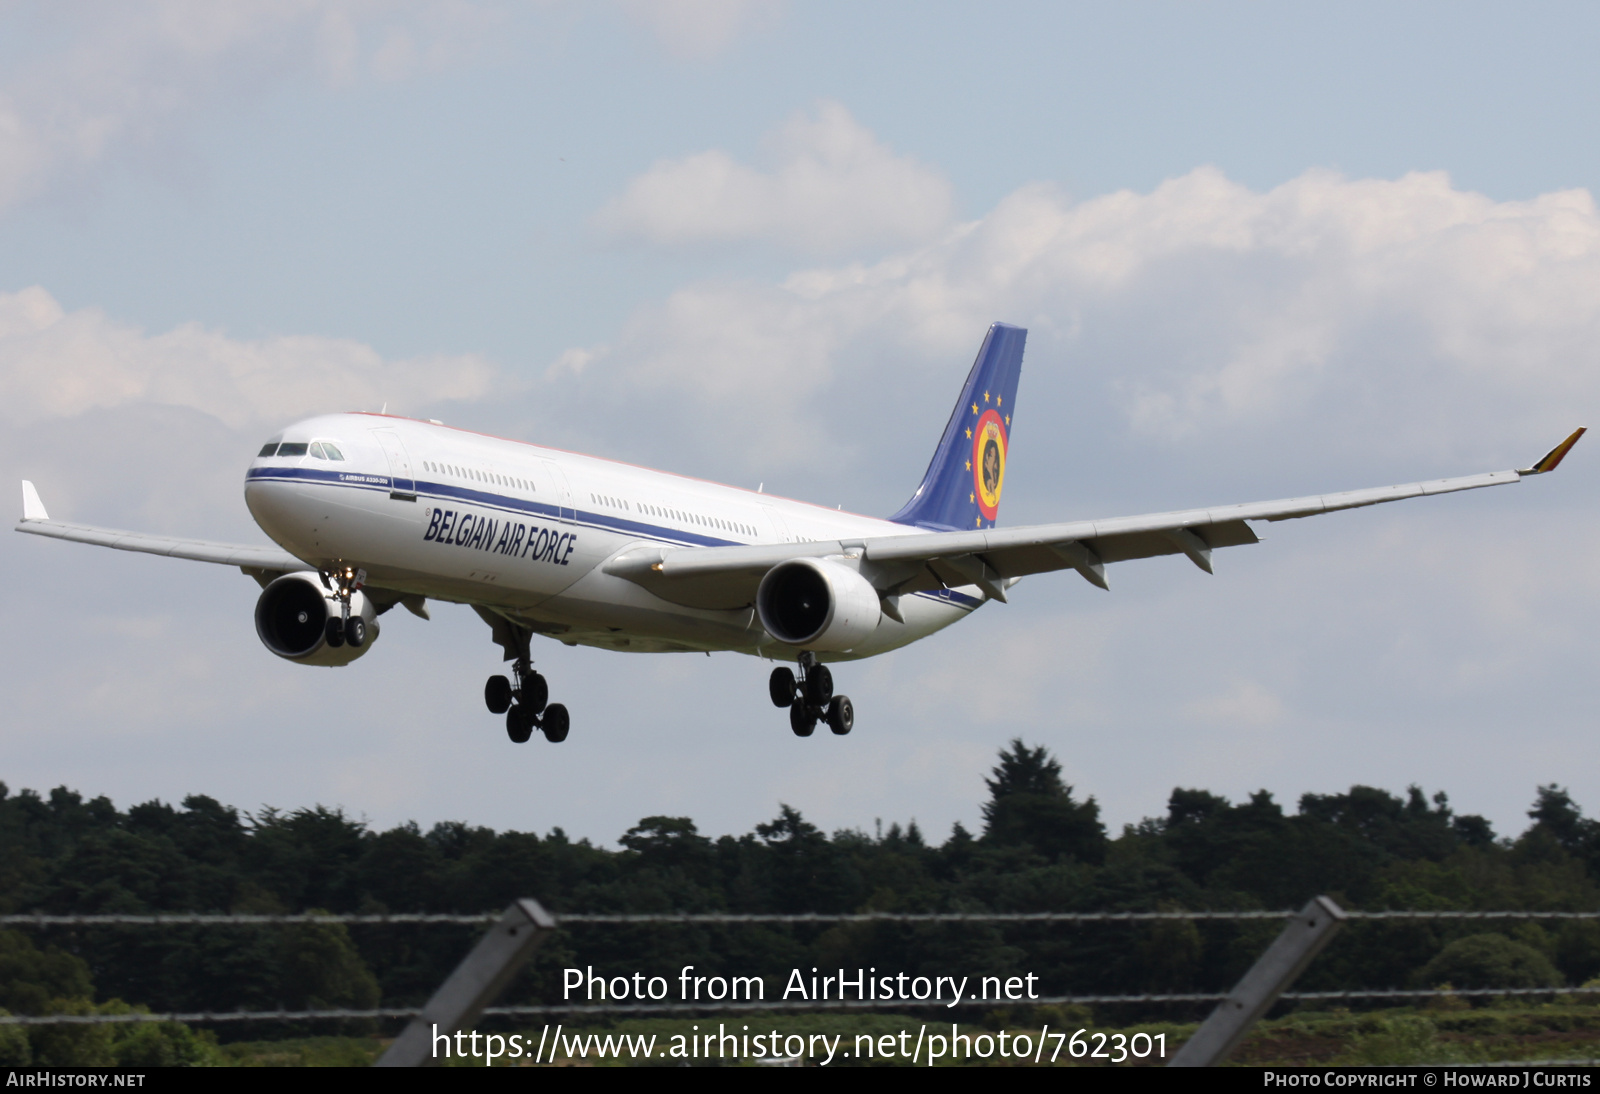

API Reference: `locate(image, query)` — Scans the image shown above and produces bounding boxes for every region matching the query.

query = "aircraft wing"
[604,429,1586,610]
[14,480,307,581]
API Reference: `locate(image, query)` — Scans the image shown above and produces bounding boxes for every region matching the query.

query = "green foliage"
[273,918,381,1011]
[25,1000,221,1067]
[0,1012,30,1065]
[1341,1015,1461,1065]
[1136,914,1203,991]
[1556,919,1600,984]
[107,1018,220,1067]
[1418,933,1563,991]
[0,930,92,1013]
[3,743,1600,1033]
[26,997,115,1066]
[218,1036,383,1066]
[95,1001,222,1067]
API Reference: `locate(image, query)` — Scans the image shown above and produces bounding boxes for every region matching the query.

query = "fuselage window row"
[421,461,536,494]
[407,468,760,537]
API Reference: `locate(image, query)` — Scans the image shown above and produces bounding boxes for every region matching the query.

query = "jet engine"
[756,557,881,651]
[253,572,379,666]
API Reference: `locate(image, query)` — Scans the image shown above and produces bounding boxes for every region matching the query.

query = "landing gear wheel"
[344,616,366,648]
[324,617,345,648]
[769,667,796,708]
[542,703,570,743]
[520,672,549,715]
[789,702,816,737]
[487,619,561,741]
[804,664,833,708]
[826,695,854,736]
[505,705,535,744]
[485,675,512,714]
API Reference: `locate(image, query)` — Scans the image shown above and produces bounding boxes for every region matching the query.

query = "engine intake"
[756,557,881,651]
[254,572,379,666]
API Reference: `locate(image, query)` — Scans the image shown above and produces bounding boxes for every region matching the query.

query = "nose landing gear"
[321,566,369,648]
[769,651,853,737]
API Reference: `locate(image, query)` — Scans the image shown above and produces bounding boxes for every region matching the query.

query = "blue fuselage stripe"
[245,464,981,609]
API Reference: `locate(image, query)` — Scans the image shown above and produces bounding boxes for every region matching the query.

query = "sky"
[4,1,1600,850]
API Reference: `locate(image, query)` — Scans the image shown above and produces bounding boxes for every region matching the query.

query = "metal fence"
[8,909,1600,925]
[5,900,1598,1066]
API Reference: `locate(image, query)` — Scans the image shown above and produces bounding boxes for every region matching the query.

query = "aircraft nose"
[244,474,306,544]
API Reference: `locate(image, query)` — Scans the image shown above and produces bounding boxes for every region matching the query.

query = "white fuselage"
[243,413,980,661]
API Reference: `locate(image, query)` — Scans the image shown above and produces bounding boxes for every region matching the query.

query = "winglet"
[21,481,48,522]
[1520,428,1586,475]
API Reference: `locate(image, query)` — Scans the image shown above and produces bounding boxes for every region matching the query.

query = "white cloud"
[616,0,781,60]
[563,166,1600,484]
[595,100,956,253]
[0,286,495,429]
[0,1,786,217]
[0,1,505,213]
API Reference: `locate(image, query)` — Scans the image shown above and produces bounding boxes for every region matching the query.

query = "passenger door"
[762,506,793,543]
[370,429,417,500]
[541,459,576,521]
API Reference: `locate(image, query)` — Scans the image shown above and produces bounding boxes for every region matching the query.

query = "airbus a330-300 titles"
[14,324,1586,744]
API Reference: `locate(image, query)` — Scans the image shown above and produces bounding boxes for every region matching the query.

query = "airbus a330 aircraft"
[14,324,1585,745]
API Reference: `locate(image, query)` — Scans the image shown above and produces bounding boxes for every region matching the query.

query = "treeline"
[3,740,1600,1050]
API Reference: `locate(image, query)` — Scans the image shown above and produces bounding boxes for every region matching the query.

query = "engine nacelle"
[254,572,379,667]
[756,557,881,652]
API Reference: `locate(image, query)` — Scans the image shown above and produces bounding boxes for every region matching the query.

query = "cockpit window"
[321,442,344,461]
[277,442,309,457]
[308,442,326,459]
[258,443,279,457]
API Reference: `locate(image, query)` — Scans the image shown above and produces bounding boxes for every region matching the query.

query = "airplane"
[14,323,1586,745]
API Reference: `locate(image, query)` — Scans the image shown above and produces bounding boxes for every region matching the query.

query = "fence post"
[1168,895,1347,1068]
[376,898,557,1067]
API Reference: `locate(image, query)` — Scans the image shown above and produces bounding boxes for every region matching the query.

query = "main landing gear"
[486,663,568,744]
[769,651,854,737]
[482,616,569,744]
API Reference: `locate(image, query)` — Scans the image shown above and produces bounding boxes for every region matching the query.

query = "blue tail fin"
[889,323,1027,531]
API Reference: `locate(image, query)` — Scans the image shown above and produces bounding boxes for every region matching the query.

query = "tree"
[0,930,92,1014]
[1166,789,1230,828]
[981,740,1107,864]
[273,918,381,1011]
[751,806,855,912]
[1418,933,1562,990]
[621,817,711,867]
[1528,786,1596,853]
[1296,785,1460,861]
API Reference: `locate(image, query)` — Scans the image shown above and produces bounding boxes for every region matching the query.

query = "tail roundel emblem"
[886,322,1025,532]
[973,409,1007,520]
